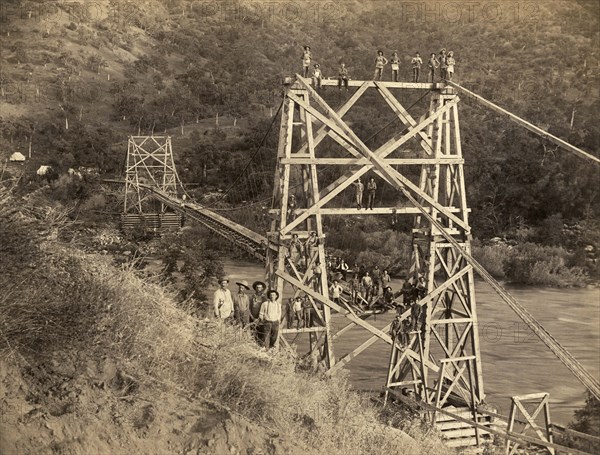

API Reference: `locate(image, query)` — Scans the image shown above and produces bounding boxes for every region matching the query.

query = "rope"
[447,80,600,164]
[202,100,284,208]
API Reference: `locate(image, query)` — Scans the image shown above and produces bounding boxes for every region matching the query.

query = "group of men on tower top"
[301,45,456,88]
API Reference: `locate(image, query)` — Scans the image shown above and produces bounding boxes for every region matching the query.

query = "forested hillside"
[1,0,599,237]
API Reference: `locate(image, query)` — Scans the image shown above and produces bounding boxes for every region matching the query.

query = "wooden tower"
[268,76,485,410]
[122,136,181,231]
[384,87,486,413]
[268,78,335,367]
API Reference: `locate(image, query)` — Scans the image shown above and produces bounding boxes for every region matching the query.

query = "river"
[221,259,599,425]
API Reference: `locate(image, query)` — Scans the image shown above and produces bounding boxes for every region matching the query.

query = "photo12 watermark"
[396,2,541,23]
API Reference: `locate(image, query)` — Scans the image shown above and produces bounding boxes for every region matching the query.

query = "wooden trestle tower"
[268,76,485,410]
[122,136,182,231]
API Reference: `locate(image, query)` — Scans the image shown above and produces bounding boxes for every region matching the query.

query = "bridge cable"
[447,81,600,164]
[202,100,284,208]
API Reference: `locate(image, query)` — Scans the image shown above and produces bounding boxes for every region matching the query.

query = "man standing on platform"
[353,177,364,209]
[439,48,448,80]
[372,265,382,297]
[233,280,251,327]
[428,53,439,83]
[367,177,377,210]
[213,278,233,320]
[411,52,423,82]
[361,271,373,303]
[302,45,312,78]
[293,296,304,329]
[373,50,388,81]
[260,289,282,349]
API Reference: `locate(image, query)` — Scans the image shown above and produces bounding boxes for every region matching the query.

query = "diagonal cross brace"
[283,88,466,233]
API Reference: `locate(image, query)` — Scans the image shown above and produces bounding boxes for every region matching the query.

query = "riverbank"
[220,258,600,426]
[472,242,596,287]
[320,217,599,288]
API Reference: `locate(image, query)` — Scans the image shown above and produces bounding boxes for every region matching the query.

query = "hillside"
[1,0,599,237]
[0,185,456,455]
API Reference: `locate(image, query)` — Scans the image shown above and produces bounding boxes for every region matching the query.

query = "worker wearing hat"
[213,278,233,320]
[259,289,282,349]
[439,48,448,81]
[302,45,312,78]
[312,63,323,90]
[249,281,268,340]
[233,280,251,327]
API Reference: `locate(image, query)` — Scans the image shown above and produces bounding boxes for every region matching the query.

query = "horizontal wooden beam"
[301,207,466,216]
[430,318,475,325]
[280,157,464,165]
[440,355,477,363]
[318,79,443,90]
[512,392,549,401]
[281,327,325,334]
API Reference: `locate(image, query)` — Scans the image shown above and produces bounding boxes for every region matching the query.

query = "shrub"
[503,243,588,287]
[472,243,511,279]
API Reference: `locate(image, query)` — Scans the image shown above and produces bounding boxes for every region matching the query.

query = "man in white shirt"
[259,289,282,349]
[213,278,233,320]
[411,51,423,82]
[329,279,344,305]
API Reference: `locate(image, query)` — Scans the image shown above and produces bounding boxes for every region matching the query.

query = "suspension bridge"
[115,76,600,452]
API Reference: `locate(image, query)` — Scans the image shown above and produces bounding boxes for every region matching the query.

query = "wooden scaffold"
[268,75,484,395]
[122,136,181,231]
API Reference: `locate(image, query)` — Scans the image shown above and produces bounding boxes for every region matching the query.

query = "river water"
[221,259,599,425]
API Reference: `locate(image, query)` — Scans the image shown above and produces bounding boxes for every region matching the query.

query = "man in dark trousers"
[260,289,282,349]
[233,280,251,327]
[250,281,267,341]
[367,177,377,209]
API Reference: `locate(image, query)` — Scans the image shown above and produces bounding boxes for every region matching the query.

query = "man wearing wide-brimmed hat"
[213,278,233,320]
[301,45,312,78]
[259,289,282,349]
[233,280,251,327]
[249,280,267,340]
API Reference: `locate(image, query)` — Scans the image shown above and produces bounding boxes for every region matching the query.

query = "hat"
[252,280,266,291]
[440,48,446,53]
[385,286,393,292]
[304,45,310,50]
[267,289,280,299]
[314,63,320,67]
[236,280,250,290]
[219,278,230,284]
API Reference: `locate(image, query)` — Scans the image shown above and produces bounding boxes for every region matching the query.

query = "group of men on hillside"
[213,278,281,349]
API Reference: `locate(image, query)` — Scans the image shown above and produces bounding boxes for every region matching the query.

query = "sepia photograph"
[1,1,599,454]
